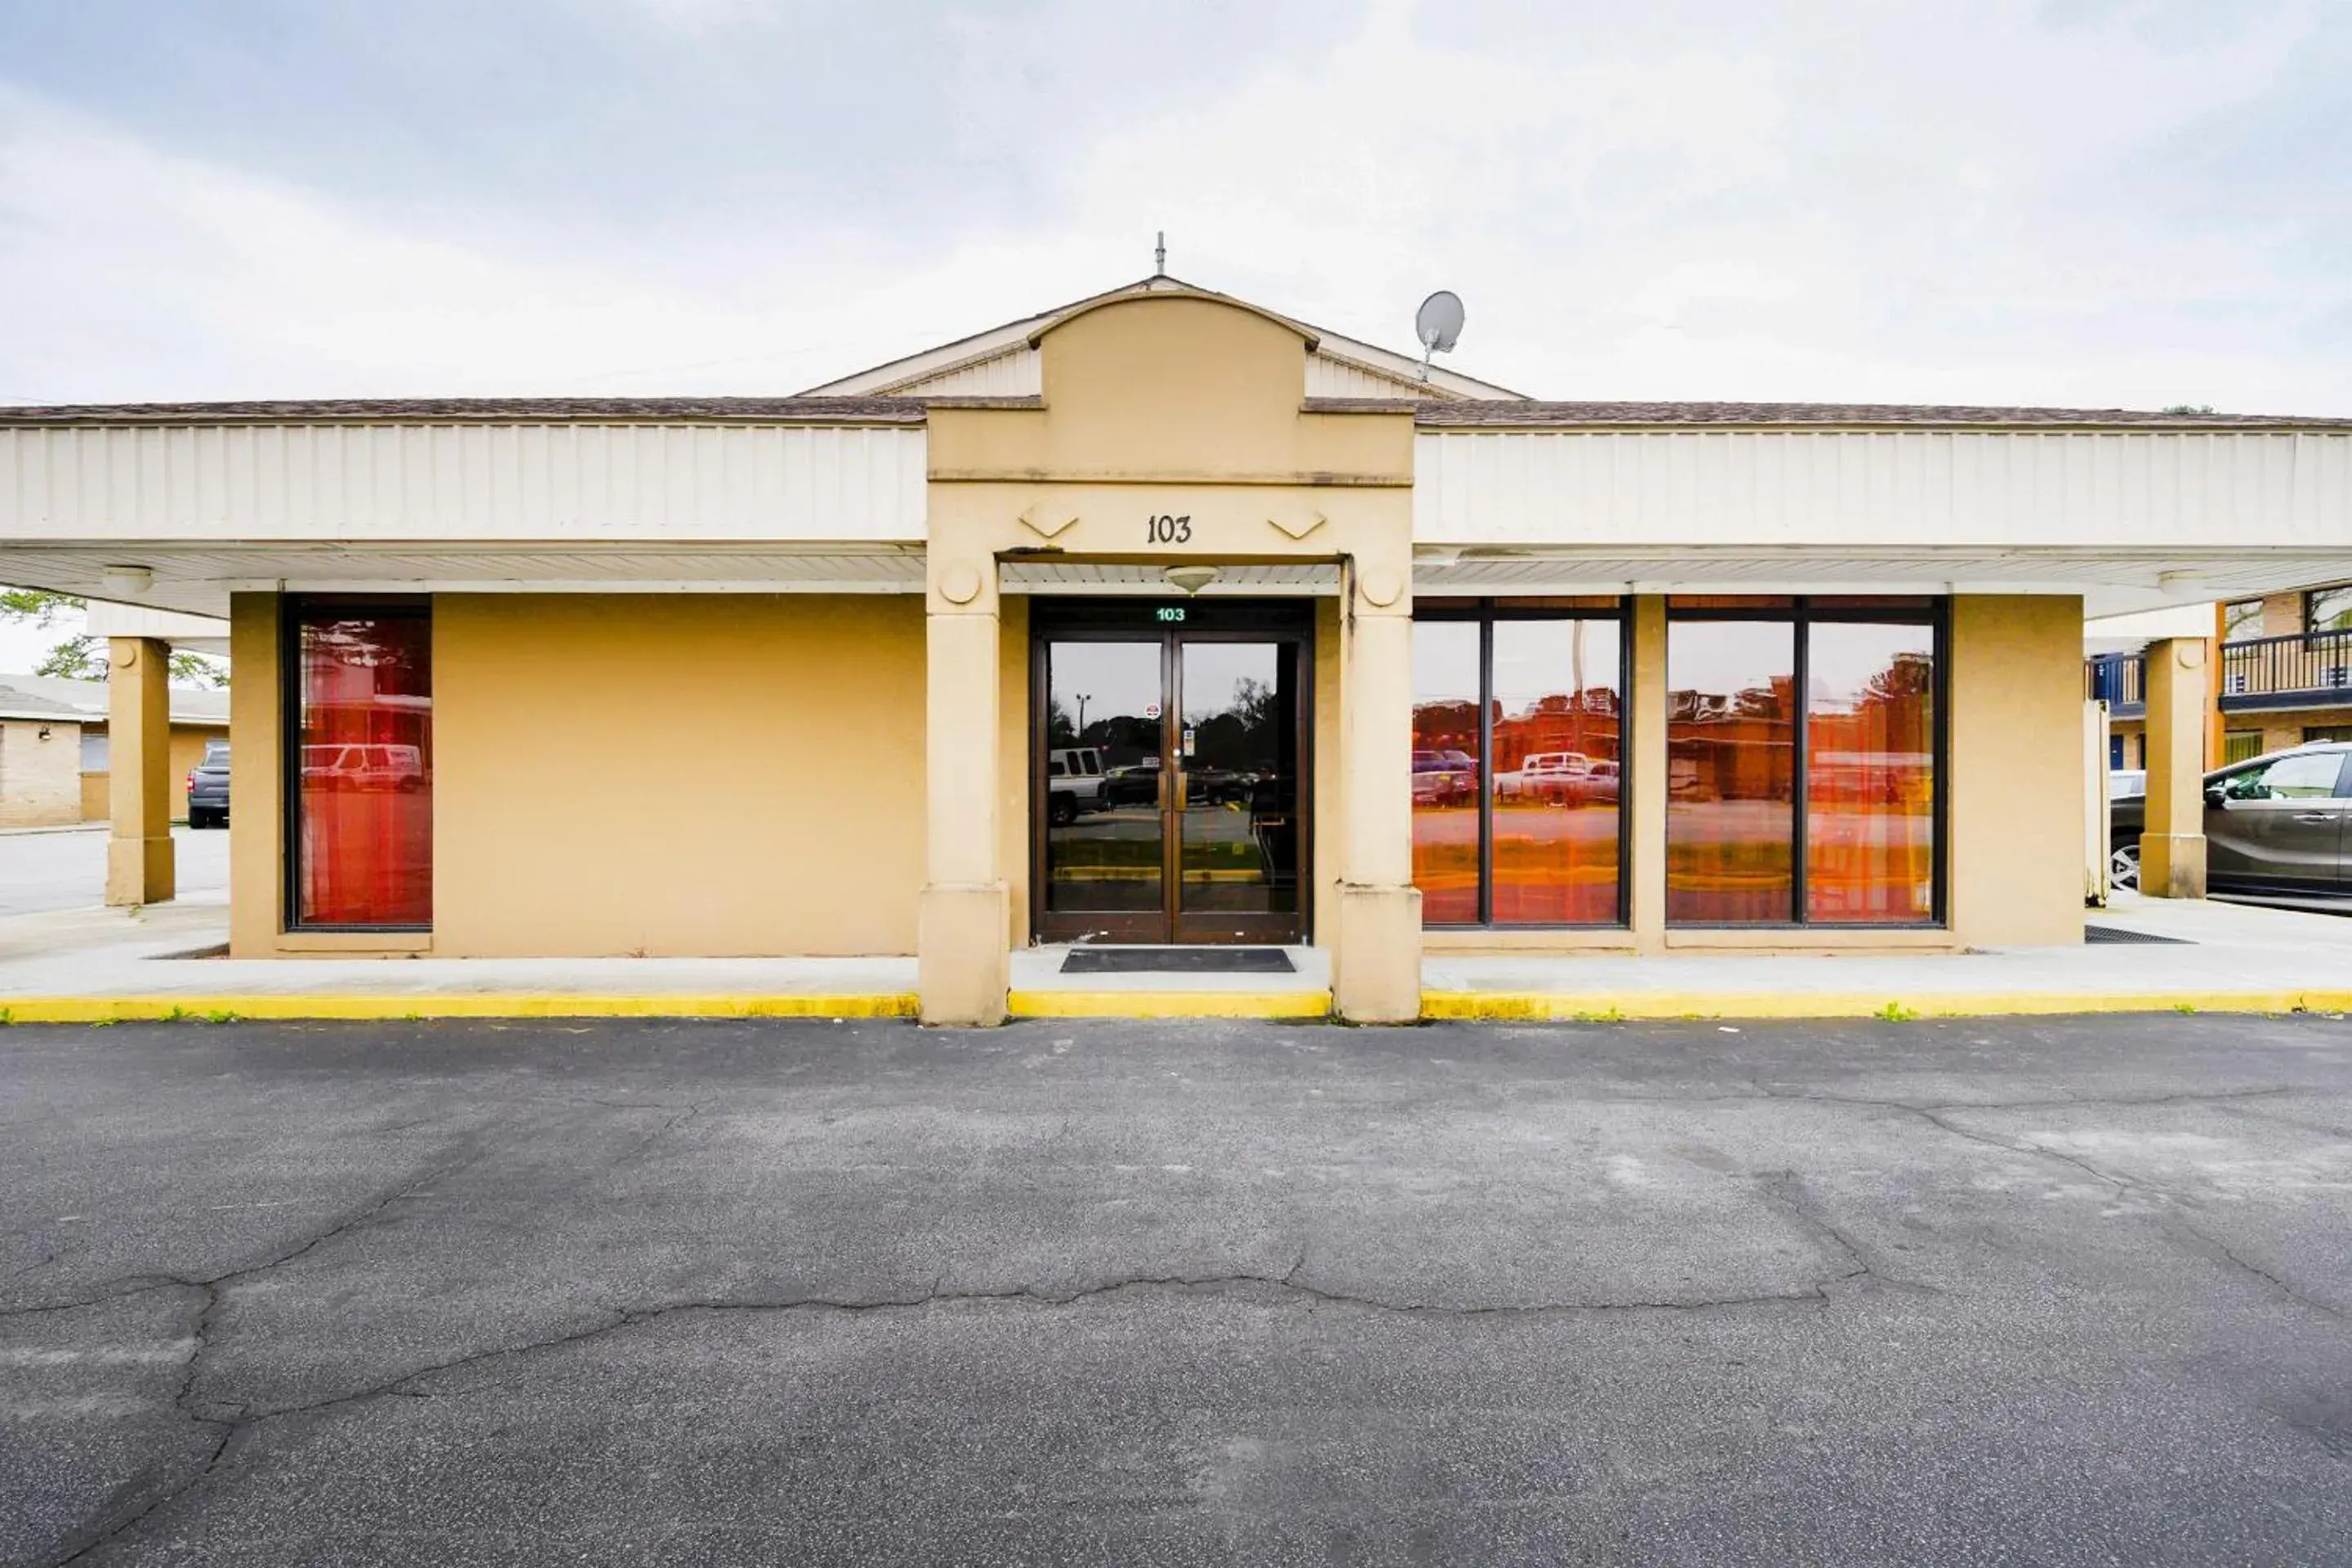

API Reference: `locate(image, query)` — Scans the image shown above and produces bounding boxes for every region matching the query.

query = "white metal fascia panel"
[1413,428,2352,549]
[0,422,928,543]
[1305,352,1436,399]
[883,346,1042,397]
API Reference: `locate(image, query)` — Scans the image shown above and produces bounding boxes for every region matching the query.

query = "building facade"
[5,278,2352,1019]
[0,673,226,827]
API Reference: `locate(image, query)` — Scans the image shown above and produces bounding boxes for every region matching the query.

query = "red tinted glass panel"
[1490,619,1620,923]
[295,611,432,927]
[1807,623,1935,922]
[1411,621,1481,924]
[1668,621,1794,922]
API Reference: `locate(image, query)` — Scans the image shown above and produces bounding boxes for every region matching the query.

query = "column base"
[918,882,1009,1026]
[2140,833,2207,900]
[1331,882,1423,1023]
[105,834,176,908]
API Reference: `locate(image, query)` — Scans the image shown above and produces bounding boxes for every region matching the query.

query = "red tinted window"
[1807,623,1935,922]
[1667,621,1795,923]
[1411,621,1481,924]
[293,608,432,927]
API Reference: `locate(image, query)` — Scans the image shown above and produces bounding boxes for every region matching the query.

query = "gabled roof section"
[800,274,1525,401]
[1024,281,1317,350]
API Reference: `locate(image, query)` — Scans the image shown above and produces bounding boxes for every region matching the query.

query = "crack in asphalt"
[29,1145,488,1566]
[2160,1218,2352,1328]
[29,1258,1869,1566]
[13,1072,2346,1563]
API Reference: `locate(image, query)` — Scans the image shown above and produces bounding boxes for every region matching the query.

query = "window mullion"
[1477,611,1495,927]
[1792,604,1811,924]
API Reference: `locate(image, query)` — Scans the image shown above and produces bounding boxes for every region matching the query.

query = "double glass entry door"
[1037,625,1307,944]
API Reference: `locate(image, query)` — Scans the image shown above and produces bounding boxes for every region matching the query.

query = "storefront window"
[1666,621,1795,923]
[1410,620,1481,924]
[1490,619,1622,924]
[1414,604,1625,927]
[289,604,433,928]
[1668,600,1942,926]
[1806,623,1934,923]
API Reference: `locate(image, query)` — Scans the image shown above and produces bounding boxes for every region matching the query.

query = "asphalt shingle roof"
[1407,399,2352,430]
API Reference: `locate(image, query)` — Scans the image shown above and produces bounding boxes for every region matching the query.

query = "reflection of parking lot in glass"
[1179,642,1294,917]
[1045,641,1161,914]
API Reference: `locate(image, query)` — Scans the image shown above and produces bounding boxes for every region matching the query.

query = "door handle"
[2292,812,2337,823]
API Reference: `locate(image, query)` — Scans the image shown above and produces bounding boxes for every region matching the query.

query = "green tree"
[1,585,229,687]
[32,635,105,679]
[1,587,82,625]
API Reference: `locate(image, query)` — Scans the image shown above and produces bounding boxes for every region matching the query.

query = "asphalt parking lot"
[4,1013,2350,1566]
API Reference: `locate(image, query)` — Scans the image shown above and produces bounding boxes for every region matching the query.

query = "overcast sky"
[2,0,2347,669]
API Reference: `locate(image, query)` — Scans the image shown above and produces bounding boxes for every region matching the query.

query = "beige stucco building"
[5,276,2352,1019]
[0,673,226,828]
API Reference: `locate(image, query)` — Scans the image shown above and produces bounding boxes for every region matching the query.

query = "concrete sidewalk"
[0,889,2346,1022]
[1424,892,2352,1019]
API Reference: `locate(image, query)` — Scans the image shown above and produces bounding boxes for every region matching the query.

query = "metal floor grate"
[1061,947,1296,974]
[2084,924,2194,946]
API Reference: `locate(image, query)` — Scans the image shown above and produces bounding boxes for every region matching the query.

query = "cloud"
[0,1,2345,412]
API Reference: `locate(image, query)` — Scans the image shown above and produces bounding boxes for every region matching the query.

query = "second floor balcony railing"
[2085,652,2145,715]
[2221,629,2352,709]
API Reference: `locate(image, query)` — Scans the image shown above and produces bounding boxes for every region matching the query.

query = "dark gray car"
[2109,742,2352,896]
[186,740,229,828]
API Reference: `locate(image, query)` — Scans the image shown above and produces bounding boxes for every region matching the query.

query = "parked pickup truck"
[186,741,230,828]
[1047,746,1106,826]
[1495,751,1612,805]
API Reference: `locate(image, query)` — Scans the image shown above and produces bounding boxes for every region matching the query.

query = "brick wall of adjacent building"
[0,718,86,827]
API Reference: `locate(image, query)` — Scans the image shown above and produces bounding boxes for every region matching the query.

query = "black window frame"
[1665,595,1949,929]
[1412,596,1633,929]
[2304,586,2352,637]
[280,594,434,934]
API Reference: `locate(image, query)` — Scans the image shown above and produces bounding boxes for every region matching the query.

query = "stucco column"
[917,557,1009,1024]
[104,637,175,906]
[1628,595,1668,953]
[1330,559,1423,1022]
[2141,635,2210,899]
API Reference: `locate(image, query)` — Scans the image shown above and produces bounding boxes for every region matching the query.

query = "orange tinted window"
[1666,621,1794,923]
[1411,621,1481,924]
[1490,620,1621,924]
[1807,624,1935,922]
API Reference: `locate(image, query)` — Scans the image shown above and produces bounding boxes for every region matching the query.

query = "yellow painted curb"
[1419,990,2352,1022]
[0,993,918,1024]
[1007,989,1332,1020]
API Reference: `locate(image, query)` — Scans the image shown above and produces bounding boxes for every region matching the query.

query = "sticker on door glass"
[1143,701,1162,720]
[1182,728,1197,757]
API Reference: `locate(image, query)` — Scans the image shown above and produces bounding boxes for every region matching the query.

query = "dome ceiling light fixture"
[100,564,154,598]
[1163,564,1221,595]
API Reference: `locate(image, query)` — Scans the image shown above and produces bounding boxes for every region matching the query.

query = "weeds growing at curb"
[203,1009,241,1025]
[1570,1006,1626,1023]
[1876,1001,1921,1022]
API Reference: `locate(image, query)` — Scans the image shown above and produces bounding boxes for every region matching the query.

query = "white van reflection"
[300,743,426,792]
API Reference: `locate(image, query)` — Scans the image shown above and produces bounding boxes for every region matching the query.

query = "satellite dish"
[1415,290,1465,354]
[1414,290,1464,381]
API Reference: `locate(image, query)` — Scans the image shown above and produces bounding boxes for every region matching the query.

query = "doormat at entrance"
[2083,924,2195,945]
[1062,947,1297,974]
